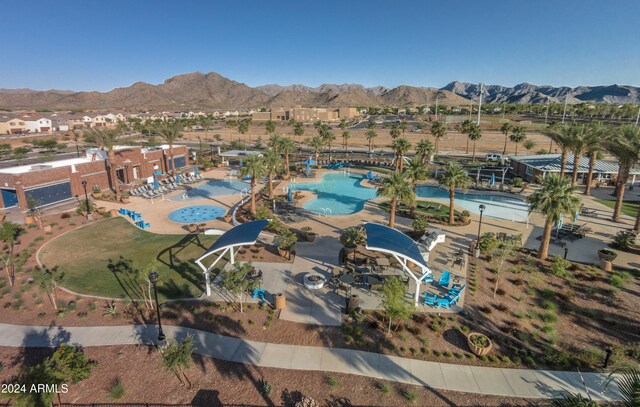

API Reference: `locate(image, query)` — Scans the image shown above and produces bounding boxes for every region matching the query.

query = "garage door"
[173,155,186,169]
[1,189,18,208]
[24,181,72,207]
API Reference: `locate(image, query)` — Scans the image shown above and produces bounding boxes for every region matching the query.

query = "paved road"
[0,322,620,401]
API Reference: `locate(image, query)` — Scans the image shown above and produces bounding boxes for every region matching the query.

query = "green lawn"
[380,199,460,219]
[594,198,640,218]
[40,217,219,301]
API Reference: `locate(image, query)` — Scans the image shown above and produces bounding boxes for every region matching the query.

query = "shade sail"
[364,223,428,269]
[197,219,268,261]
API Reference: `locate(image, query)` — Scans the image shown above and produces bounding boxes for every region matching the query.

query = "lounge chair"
[437,271,450,287]
[436,297,451,309]
[423,292,437,306]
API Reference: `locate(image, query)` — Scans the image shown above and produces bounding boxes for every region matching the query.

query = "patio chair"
[423,292,437,306]
[437,271,450,287]
[436,297,451,309]
[251,289,266,301]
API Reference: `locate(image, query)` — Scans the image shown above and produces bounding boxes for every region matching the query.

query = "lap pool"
[291,173,377,215]
[168,205,226,223]
[167,179,249,202]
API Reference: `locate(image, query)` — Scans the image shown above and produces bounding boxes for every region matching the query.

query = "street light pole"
[81,180,91,220]
[475,204,486,258]
[148,271,166,344]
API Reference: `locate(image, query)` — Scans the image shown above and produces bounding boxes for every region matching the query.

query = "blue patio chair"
[449,284,466,296]
[423,292,437,306]
[437,271,450,287]
[437,297,451,309]
[446,292,461,305]
[252,289,265,301]
[421,274,434,284]
[118,208,127,215]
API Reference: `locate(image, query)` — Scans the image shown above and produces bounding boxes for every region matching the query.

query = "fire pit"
[303,272,326,290]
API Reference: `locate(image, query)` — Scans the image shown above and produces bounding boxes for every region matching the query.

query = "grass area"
[40,217,219,300]
[594,198,640,218]
[380,200,460,218]
[360,165,394,175]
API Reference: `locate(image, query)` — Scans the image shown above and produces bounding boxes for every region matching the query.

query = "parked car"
[485,153,504,162]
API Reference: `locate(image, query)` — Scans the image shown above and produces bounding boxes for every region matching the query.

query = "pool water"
[168,205,226,223]
[291,173,377,215]
[167,179,249,202]
[415,185,529,221]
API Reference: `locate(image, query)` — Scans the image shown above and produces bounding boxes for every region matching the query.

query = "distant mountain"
[442,81,640,104]
[0,72,637,111]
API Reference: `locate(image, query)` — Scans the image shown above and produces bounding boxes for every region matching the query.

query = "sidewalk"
[0,322,620,401]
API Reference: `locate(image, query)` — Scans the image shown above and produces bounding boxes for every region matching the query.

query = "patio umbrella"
[556,212,564,238]
[175,173,181,184]
[490,173,495,187]
[194,165,199,176]
[574,210,579,222]
[287,189,293,202]
[152,174,159,190]
[306,162,311,175]
[302,158,317,165]
[239,160,243,167]
[367,170,373,179]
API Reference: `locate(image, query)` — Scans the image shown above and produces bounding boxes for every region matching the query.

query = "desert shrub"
[342,325,353,335]
[501,356,511,364]
[108,378,125,399]
[539,311,558,323]
[412,215,429,234]
[443,351,453,358]
[376,382,390,394]
[550,256,571,277]
[326,376,338,389]
[611,231,636,251]
[403,389,419,404]
[479,232,499,254]
[540,300,558,311]
[495,303,508,312]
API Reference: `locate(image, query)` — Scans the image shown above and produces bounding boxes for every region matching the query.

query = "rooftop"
[511,154,640,174]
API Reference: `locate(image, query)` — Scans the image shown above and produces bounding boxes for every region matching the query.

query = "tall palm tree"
[342,130,350,150]
[376,172,415,228]
[339,118,347,131]
[546,124,575,177]
[239,155,266,215]
[366,129,377,152]
[567,124,594,186]
[265,120,276,135]
[509,126,526,156]
[293,121,304,143]
[321,129,336,159]
[437,162,471,225]
[399,121,408,135]
[430,121,446,155]
[267,134,282,153]
[391,137,411,173]
[90,127,123,199]
[500,122,512,155]
[604,125,640,224]
[416,139,435,165]
[460,119,473,154]
[583,123,604,196]
[279,137,295,179]
[367,121,376,130]
[467,123,482,161]
[262,150,281,199]
[155,121,183,174]
[526,175,581,259]
[308,136,324,168]
[389,124,401,139]
[405,157,429,216]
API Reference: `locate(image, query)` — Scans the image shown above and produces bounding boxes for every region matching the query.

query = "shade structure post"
[205,271,211,296]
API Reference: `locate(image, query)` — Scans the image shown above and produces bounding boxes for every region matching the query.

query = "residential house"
[0,116,27,134]
[23,116,53,133]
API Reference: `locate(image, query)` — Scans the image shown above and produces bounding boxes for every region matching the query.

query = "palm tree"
[90,127,123,199]
[399,121,408,135]
[415,139,435,165]
[389,124,401,139]
[460,119,473,154]
[267,134,282,153]
[391,137,411,173]
[583,123,604,196]
[376,172,415,228]
[262,150,281,199]
[546,124,575,177]
[405,157,429,216]
[500,122,512,155]
[279,137,295,179]
[308,136,324,168]
[526,175,581,259]
[293,121,304,143]
[342,130,350,150]
[467,123,482,161]
[339,118,347,131]
[430,121,446,155]
[238,118,251,146]
[155,121,184,175]
[567,124,595,186]
[366,129,377,152]
[265,119,276,135]
[239,155,266,215]
[509,126,526,156]
[321,129,336,159]
[367,121,377,130]
[604,125,640,224]
[437,162,471,225]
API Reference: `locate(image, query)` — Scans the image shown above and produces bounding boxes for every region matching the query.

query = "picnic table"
[338,274,355,285]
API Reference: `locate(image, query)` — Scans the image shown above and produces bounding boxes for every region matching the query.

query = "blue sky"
[2,0,639,91]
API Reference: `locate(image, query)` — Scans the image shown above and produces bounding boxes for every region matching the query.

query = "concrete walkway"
[0,322,620,401]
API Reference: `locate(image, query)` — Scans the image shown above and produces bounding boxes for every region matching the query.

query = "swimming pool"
[415,185,529,221]
[168,205,227,223]
[291,173,377,215]
[167,179,249,202]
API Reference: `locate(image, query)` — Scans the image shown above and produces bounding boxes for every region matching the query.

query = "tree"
[552,367,640,407]
[367,121,376,130]
[467,123,482,161]
[365,129,377,152]
[566,124,595,186]
[219,262,260,313]
[399,120,408,135]
[583,123,604,196]
[430,121,446,155]
[415,139,435,165]
[90,127,123,199]
[238,118,251,145]
[391,137,411,173]
[308,136,324,167]
[161,334,195,387]
[500,122,512,155]
[376,172,415,228]
[321,129,336,159]
[262,150,282,199]
[0,222,21,287]
[381,276,414,334]
[265,119,276,135]
[526,175,581,259]
[33,265,64,310]
[293,121,305,142]
[604,125,640,226]
[509,126,526,156]
[437,162,471,225]
[239,155,266,215]
[489,237,521,298]
[155,121,184,175]
[545,124,575,177]
[460,119,473,154]
[405,157,429,216]
[267,134,282,153]
[342,130,350,150]
[389,124,401,139]
[279,137,295,179]
[523,139,536,152]
[47,343,95,386]
[339,118,347,131]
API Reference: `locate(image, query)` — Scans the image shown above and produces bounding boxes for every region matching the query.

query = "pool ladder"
[319,207,332,216]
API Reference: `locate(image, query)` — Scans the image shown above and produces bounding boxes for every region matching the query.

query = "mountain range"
[0,71,638,111]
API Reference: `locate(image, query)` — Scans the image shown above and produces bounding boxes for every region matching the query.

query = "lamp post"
[81,180,91,220]
[475,204,486,258]
[148,271,166,344]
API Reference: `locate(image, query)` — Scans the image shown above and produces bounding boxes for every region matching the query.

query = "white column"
[230,247,235,264]
[205,271,211,296]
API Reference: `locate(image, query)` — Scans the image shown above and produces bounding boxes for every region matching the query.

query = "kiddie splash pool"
[167,205,226,223]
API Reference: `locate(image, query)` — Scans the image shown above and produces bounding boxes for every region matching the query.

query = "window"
[525,166,534,176]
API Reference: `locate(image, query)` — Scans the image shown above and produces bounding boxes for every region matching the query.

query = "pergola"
[363,223,433,304]
[195,220,269,296]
